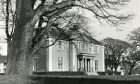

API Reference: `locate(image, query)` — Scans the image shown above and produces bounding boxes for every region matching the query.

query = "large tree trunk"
[5,0,75,76]
[6,0,35,76]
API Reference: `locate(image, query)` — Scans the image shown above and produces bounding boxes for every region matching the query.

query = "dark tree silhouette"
[102,38,130,72]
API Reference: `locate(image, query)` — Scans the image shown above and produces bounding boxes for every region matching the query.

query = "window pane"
[94,46,98,53]
[58,57,63,70]
[95,60,98,71]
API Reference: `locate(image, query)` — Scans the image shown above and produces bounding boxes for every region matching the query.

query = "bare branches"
[5,0,10,39]
[128,27,140,43]
[74,0,132,26]
[0,0,16,45]
[1,0,132,52]
[102,37,131,71]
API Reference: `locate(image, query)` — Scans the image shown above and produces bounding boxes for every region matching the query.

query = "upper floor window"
[85,42,88,51]
[78,41,82,51]
[88,43,92,52]
[57,40,63,50]
[93,45,98,53]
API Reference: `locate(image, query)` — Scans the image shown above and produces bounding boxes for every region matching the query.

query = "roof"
[75,34,102,45]
[49,28,102,45]
[0,56,7,63]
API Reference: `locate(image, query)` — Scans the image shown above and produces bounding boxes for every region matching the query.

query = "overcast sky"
[0,0,140,55]
[88,0,140,41]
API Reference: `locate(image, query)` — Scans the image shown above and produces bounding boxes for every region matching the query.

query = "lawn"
[0,75,140,84]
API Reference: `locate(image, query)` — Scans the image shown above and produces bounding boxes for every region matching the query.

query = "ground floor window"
[95,60,98,71]
[33,57,38,71]
[58,57,63,70]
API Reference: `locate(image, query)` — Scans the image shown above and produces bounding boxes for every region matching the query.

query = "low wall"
[33,71,87,76]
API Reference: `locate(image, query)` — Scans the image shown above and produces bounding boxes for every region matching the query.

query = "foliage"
[126,27,140,74]
[128,27,140,42]
[122,48,140,74]
[102,38,130,71]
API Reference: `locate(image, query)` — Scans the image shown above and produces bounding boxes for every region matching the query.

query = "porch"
[77,53,96,73]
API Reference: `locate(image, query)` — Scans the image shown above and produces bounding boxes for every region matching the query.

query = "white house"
[33,29,105,75]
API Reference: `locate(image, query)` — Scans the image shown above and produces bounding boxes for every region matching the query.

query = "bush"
[97,71,121,75]
[33,71,87,76]
[97,72,106,75]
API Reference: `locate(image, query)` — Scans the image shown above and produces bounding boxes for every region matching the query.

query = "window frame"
[58,57,63,70]
[33,57,38,71]
[93,45,98,53]
[95,60,98,71]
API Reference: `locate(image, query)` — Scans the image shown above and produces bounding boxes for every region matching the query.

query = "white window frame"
[93,45,98,53]
[95,60,98,71]
[78,41,82,51]
[33,57,38,71]
[58,57,63,71]
[88,43,92,53]
[85,42,88,52]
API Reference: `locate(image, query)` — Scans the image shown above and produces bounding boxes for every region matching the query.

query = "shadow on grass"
[30,75,140,84]
[0,75,140,84]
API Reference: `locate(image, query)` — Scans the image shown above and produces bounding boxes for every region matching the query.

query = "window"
[58,57,63,70]
[95,60,98,71]
[57,41,63,50]
[33,57,38,71]
[93,45,98,53]
[85,42,88,51]
[78,41,82,51]
[88,43,92,52]
[82,42,85,51]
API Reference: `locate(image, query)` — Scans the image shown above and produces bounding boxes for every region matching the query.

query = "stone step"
[85,72,98,75]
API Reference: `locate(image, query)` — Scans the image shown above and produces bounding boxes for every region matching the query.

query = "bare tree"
[0,0,15,42]
[126,49,140,75]
[128,27,140,43]
[1,0,131,76]
[102,38,130,72]
[126,29,140,74]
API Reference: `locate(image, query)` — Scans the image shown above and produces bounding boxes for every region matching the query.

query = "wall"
[94,45,105,72]
[51,40,70,71]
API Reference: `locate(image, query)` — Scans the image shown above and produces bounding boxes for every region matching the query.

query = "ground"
[0,75,140,84]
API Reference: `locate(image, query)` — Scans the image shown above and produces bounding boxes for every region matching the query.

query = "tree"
[2,0,131,76]
[102,38,130,72]
[0,0,15,44]
[126,28,140,74]
[128,27,140,42]
[126,50,140,75]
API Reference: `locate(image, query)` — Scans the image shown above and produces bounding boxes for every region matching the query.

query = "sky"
[0,0,140,55]
[87,0,140,41]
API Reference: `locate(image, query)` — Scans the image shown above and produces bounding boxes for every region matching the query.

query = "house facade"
[33,34,105,74]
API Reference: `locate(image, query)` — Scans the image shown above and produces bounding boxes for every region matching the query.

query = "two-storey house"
[33,29,105,75]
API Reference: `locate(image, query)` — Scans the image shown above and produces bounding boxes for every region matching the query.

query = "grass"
[31,75,140,84]
[0,75,140,84]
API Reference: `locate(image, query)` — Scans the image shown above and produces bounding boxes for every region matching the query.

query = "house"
[33,29,105,75]
[0,55,7,74]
